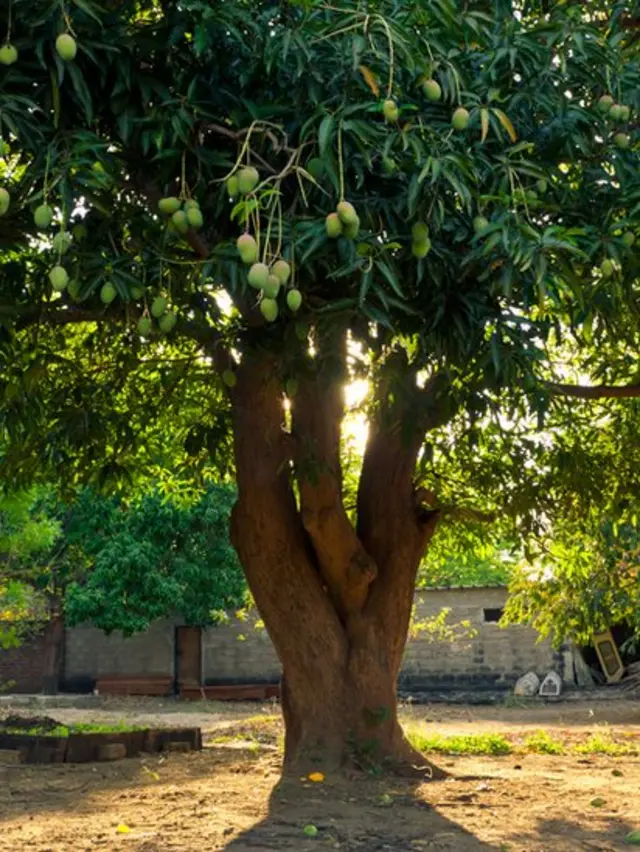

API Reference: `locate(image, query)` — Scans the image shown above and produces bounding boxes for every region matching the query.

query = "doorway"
[175,626,202,691]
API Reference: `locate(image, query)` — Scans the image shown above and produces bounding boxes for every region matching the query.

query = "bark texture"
[229,340,448,777]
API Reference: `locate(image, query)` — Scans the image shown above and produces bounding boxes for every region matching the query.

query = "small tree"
[0,0,638,772]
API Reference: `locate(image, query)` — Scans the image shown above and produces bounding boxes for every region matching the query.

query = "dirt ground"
[1,697,639,851]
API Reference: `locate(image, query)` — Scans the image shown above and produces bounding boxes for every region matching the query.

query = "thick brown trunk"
[41,615,64,694]
[228,350,444,777]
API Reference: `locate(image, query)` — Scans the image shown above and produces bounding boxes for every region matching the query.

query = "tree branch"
[547,381,640,400]
[292,325,377,617]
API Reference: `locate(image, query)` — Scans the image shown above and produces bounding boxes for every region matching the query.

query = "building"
[1,587,573,696]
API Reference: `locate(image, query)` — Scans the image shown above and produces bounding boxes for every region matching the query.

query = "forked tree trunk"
[229,344,445,777]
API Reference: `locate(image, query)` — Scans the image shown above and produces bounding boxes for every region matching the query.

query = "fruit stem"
[337,121,345,202]
[6,0,12,42]
[43,146,52,201]
[59,0,76,37]
[375,15,394,98]
[180,150,187,199]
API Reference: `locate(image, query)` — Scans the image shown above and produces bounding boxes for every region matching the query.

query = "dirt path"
[1,745,639,851]
[1,698,639,851]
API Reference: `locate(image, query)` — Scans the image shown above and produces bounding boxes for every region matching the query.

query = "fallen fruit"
[286,288,302,312]
[56,33,77,61]
[158,196,181,215]
[222,369,237,388]
[0,43,18,66]
[272,259,291,284]
[237,166,260,195]
[597,94,614,113]
[49,265,69,291]
[383,98,399,123]
[151,296,168,317]
[302,825,318,838]
[423,78,442,102]
[100,282,117,304]
[34,204,54,229]
[614,133,630,149]
[248,262,270,290]
[226,175,239,197]
[237,233,259,265]
[325,212,343,238]
[452,107,470,131]
[600,259,614,278]
[0,188,9,216]
[411,221,429,242]
[625,830,640,846]
[590,797,605,808]
[159,311,177,333]
[473,215,489,234]
[137,316,152,336]
[260,297,278,322]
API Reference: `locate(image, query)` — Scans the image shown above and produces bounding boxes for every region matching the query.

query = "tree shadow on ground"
[222,772,499,852]
[507,815,638,851]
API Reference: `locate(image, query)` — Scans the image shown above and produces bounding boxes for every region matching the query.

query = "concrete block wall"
[202,613,280,684]
[58,587,568,692]
[64,619,177,688]
[400,587,567,689]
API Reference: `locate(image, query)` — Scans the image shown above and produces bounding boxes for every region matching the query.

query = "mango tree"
[0,0,638,772]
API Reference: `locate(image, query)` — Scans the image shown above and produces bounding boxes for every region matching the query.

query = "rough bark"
[228,346,446,777]
[41,615,65,694]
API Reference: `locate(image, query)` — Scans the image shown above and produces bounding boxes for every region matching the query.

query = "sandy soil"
[1,698,639,852]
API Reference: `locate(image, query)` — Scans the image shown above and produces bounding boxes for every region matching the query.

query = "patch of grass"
[406,728,513,756]
[522,730,565,755]
[0,721,145,737]
[573,735,638,757]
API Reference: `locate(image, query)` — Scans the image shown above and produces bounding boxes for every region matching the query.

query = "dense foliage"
[0,0,639,764]
[0,485,246,637]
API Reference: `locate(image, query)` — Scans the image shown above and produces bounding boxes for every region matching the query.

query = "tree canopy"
[1,0,639,771]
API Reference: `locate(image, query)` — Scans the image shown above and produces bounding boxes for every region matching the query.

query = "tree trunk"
[228,346,445,777]
[41,615,65,694]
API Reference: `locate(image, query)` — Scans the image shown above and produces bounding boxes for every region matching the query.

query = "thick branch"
[547,381,640,400]
[292,325,377,617]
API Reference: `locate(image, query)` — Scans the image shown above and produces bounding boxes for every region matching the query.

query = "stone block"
[98,743,127,761]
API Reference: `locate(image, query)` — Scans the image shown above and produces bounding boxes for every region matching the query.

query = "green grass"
[406,729,513,756]
[573,735,638,757]
[522,730,565,755]
[0,721,146,737]
[404,727,638,758]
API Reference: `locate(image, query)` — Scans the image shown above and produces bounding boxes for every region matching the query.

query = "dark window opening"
[483,608,504,623]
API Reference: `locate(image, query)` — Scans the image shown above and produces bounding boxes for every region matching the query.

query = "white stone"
[539,670,563,697]
[514,671,540,696]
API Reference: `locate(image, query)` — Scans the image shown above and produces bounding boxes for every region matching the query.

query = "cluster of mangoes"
[237,234,302,322]
[0,32,77,66]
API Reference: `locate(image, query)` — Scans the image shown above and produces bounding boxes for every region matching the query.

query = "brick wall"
[60,587,571,692]
[0,624,49,693]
